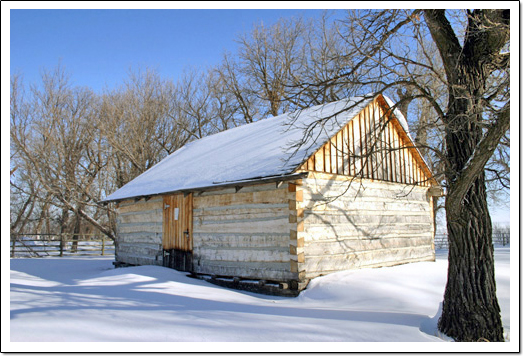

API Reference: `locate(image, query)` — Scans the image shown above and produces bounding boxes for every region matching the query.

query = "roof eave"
[100,171,310,205]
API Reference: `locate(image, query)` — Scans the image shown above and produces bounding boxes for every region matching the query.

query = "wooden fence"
[434,231,510,250]
[10,233,115,258]
[11,230,509,258]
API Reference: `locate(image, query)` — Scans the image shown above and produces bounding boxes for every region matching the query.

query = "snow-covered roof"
[103,94,407,202]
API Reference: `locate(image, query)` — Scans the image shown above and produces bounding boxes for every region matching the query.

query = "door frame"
[162,193,193,271]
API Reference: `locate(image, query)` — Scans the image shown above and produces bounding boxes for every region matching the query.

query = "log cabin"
[102,93,443,295]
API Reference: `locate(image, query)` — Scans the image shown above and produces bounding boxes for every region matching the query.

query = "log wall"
[297,172,435,279]
[115,197,164,266]
[192,182,297,282]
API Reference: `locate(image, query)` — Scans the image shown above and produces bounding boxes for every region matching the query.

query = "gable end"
[296,95,435,187]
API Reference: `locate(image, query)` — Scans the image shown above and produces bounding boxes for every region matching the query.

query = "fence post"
[101,235,105,256]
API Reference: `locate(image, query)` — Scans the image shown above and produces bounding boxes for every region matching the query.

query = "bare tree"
[285,12,361,106]
[10,73,37,234]
[11,65,243,241]
[214,53,259,124]
[10,66,114,240]
[236,16,306,117]
[424,9,509,341]
[172,68,219,139]
[99,68,183,188]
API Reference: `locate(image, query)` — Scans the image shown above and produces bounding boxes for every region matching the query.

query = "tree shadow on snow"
[10,257,433,337]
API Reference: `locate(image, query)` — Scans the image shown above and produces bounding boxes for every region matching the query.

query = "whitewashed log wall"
[291,173,435,280]
[192,182,297,282]
[115,197,164,266]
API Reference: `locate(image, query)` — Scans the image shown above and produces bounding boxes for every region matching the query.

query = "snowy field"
[7,247,516,352]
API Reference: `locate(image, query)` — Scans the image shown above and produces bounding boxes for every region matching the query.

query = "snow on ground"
[7,247,514,352]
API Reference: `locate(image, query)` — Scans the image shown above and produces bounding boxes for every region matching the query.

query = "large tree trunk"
[438,93,504,341]
[440,174,504,341]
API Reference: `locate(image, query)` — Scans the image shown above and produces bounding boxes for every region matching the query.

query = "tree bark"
[440,127,504,341]
[441,177,503,341]
[438,86,507,342]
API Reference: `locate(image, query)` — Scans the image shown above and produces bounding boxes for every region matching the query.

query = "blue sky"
[10,8,334,92]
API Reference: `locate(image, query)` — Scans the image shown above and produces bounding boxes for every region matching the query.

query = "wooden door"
[162,193,193,271]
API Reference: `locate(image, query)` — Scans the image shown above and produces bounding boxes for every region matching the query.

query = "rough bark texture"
[442,172,503,341]
[424,9,509,342]
[440,118,503,341]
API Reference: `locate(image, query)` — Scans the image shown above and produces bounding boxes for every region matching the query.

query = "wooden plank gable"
[297,95,434,187]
